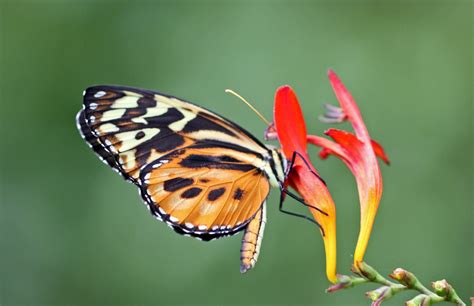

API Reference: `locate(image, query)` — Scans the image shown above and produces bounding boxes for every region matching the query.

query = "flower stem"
[327,262,466,306]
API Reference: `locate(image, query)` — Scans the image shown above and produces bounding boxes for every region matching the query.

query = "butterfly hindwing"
[139,145,270,240]
[79,85,268,182]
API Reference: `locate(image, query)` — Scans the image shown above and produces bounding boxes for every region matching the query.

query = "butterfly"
[76,85,326,273]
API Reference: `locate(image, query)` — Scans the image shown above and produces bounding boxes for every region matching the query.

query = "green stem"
[412,280,436,296]
[328,262,466,306]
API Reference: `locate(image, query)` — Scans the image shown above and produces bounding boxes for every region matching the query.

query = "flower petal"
[274,85,308,158]
[273,85,338,283]
[287,165,337,283]
[309,131,389,166]
[371,139,390,165]
[307,135,351,162]
[328,70,371,142]
[324,128,364,161]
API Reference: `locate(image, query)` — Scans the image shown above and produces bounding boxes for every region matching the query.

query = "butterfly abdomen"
[240,203,266,273]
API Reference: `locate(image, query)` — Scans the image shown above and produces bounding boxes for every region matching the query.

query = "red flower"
[308,70,389,270]
[270,86,338,283]
[268,71,389,281]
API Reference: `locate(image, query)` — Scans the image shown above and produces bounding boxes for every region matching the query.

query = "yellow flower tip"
[327,271,338,284]
[354,193,379,265]
[352,260,363,275]
[320,209,337,283]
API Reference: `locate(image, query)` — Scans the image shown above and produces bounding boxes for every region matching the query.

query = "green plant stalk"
[327,262,466,306]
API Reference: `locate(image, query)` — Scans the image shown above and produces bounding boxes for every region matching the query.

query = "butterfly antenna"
[225,89,270,126]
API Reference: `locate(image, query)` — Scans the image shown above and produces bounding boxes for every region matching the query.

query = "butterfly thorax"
[261,148,287,189]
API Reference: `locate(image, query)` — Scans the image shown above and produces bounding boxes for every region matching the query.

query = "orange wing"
[139,146,270,240]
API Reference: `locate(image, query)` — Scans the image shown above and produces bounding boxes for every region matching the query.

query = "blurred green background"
[1,1,472,305]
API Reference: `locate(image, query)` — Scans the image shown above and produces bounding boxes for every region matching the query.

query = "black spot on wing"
[233,188,245,200]
[135,131,145,140]
[208,188,226,201]
[181,187,202,199]
[179,154,255,172]
[137,96,157,108]
[164,178,194,192]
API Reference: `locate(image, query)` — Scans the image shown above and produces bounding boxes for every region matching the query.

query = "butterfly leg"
[278,191,325,237]
[280,151,328,216]
[282,189,328,216]
[286,150,326,186]
[276,150,327,234]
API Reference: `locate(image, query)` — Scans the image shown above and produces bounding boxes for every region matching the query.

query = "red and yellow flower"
[269,70,389,281]
[309,70,389,270]
[270,85,338,283]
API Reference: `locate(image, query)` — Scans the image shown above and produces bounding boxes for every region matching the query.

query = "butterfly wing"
[77,85,275,240]
[139,145,270,240]
[77,85,268,182]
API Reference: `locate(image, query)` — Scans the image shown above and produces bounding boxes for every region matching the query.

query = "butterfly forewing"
[80,85,267,181]
[76,110,122,173]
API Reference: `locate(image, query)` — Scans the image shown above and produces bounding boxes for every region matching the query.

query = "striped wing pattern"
[77,85,272,246]
[77,85,267,182]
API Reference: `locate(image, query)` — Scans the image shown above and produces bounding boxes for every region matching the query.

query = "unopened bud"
[366,286,392,305]
[406,294,431,306]
[326,275,353,293]
[431,279,450,297]
[389,268,418,287]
